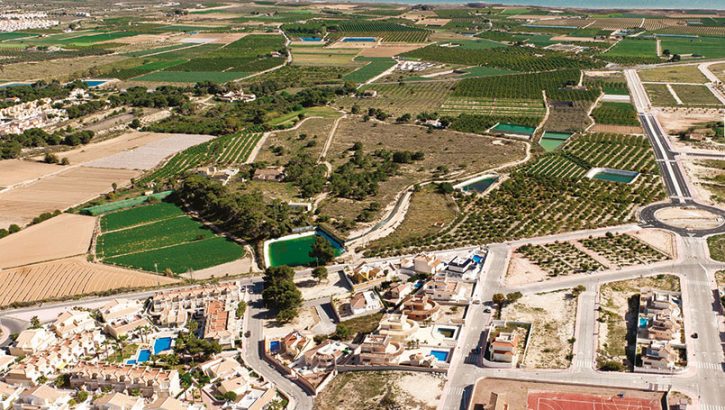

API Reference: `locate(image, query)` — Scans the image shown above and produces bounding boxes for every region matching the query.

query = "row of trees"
[0,128,95,160]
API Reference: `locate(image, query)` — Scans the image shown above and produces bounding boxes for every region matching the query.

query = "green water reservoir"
[266,230,344,267]
[491,123,536,137]
[458,175,499,193]
[588,168,639,184]
[539,132,572,152]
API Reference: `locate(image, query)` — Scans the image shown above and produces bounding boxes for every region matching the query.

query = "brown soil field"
[99,34,173,45]
[0,166,139,227]
[182,32,247,44]
[0,54,128,82]
[358,44,426,57]
[589,124,643,134]
[0,213,96,269]
[0,256,178,308]
[36,131,174,165]
[589,18,644,29]
[0,160,63,188]
[256,116,340,165]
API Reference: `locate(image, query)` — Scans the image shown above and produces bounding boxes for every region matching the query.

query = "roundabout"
[640,200,725,237]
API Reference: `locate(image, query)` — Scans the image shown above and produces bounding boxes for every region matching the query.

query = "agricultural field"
[326,21,431,42]
[291,47,360,66]
[602,39,660,64]
[403,45,601,72]
[581,233,669,267]
[256,115,342,165]
[343,57,396,83]
[543,101,594,133]
[0,256,178,308]
[141,131,262,183]
[517,242,604,277]
[591,102,640,127]
[659,36,725,59]
[453,69,598,101]
[439,97,545,119]
[96,202,244,274]
[337,81,456,117]
[366,133,665,257]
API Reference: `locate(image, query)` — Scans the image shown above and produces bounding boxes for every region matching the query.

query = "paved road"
[439,237,725,410]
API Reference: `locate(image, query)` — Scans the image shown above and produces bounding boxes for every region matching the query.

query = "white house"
[52,309,96,339]
[13,385,72,410]
[10,329,56,356]
[92,392,144,410]
[349,291,382,315]
[413,254,446,275]
[0,382,22,410]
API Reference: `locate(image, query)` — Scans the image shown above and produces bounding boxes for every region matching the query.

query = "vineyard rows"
[141,131,261,183]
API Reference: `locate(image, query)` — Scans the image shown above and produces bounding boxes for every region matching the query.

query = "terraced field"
[141,131,262,183]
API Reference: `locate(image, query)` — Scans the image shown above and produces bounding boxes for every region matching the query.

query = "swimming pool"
[638,317,649,328]
[300,37,322,42]
[83,79,109,88]
[153,337,173,354]
[270,340,281,353]
[430,349,450,362]
[472,255,483,264]
[126,348,152,365]
[342,37,376,42]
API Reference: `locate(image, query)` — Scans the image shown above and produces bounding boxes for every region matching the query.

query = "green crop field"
[105,237,244,274]
[58,31,138,46]
[403,45,600,71]
[141,131,262,183]
[96,202,244,274]
[602,39,660,64]
[97,216,216,258]
[343,57,396,82]
[644,84,679,107]
[591,102,640,126]
[135,71,250,83]
[327,21,430,42]
[659,36,725,59]
[100,202,185,232]
[453,69,598,101]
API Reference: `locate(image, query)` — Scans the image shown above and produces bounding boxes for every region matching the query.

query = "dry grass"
[502,290,577,369]
[0,54,128,81]
[320,118,525,228]
[0,256,178,308]
[315,371,443,410]
[638,65,708,83]
[369,186,458,249]
[256,116,340,165]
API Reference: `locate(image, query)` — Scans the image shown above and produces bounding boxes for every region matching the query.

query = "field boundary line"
[1,253,90,271]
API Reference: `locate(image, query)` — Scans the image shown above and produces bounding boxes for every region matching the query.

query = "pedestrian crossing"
[691,361,722,370]
[572,359,591,368]
[701,404,725,410]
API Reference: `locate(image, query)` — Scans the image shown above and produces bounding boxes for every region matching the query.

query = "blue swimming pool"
[638,317,649,328]
[270,340,281,353]
[342,37,376,42]
[472,255,483,264]
[153,337,173,354]
[0,82,32,88]
[83,79,108,88]
[137,349,151,362]
[300,37,321,42]
[430,349,450,362]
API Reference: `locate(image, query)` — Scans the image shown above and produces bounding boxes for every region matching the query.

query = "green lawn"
[105,237,244,274]
[708,234,725,262]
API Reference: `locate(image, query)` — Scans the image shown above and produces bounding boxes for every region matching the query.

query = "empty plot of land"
[84,133,215,170]
[0,167,139,227]
[0,214,96,269]
[0,256,178,308]
[358,44,425,57]
[181,32,247,44]
[0,160,63,188]
[638,65,708,84]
